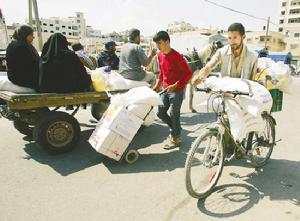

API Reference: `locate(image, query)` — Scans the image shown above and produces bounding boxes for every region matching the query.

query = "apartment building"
[278,0,300,59]
[246,31,287,52]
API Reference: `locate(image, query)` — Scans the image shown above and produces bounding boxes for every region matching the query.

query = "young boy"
[153,31,192,149]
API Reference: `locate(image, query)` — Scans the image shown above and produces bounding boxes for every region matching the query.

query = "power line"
[203,0,297,35]
[203,0,269,23]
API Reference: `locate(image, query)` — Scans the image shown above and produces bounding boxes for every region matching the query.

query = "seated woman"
[5,25,40,91]
[39,33,91,93]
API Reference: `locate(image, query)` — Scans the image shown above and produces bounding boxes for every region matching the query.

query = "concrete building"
[86,26,101,38]
[246,31,287,52]
[30,12,86,39]
[278,0,300,59]
[167,20,198,34]
[5,23,80,51]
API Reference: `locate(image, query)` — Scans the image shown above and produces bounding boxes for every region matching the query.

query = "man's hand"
[153,79,162,93]
[192,75,205,85]
[192,67,210,85]
[153,85,160,93]
[165,82,178,93]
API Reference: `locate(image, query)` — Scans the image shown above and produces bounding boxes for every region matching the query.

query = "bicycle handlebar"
[196,87,251,96]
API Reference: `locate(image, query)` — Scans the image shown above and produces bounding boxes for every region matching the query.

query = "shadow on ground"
[196,158,300,218]
[22,118,200,176]
[197,183,260,218]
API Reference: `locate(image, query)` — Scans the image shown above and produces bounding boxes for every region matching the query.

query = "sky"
[1,0,279,36]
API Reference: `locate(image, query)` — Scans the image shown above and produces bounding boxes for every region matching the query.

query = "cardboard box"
[88,104,143,161]
[100,105,143,140]
[88,124,130,161]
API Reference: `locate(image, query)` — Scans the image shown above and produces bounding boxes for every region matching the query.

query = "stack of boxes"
[89,105,143,161]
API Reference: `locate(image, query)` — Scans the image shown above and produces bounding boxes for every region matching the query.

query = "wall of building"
[278,0,300,59]
[246,31,287,52]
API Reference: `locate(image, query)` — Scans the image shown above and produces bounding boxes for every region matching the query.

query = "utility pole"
[28,0,33,26]
[264,16,270,49]
[31,0,43,51]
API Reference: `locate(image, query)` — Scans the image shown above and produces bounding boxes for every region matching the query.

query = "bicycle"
[184,87,277,199]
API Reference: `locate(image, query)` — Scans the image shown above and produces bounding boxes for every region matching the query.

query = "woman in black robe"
[39,33,91,93]
[6,25,40,90]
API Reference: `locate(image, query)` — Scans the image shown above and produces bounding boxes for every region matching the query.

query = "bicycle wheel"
[247,113,276,167]
[185,129,224,199]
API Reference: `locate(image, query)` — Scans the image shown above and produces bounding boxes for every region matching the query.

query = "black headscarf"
[12,25,39,60]
[41,33,69,64]
[39,33,91,93]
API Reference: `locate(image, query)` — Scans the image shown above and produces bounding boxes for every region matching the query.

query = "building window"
[43,23,47,26]
[73,32,79,36]
[72,26,78,30]
[280,19,284,24]
[55,20,59,24]
[50,31,54,33]
[62,32,66,35]
[69,33,72,35]
[282,2,287,6]
[260,36,271,42]
[279,27,283,32]
[290,44,299,49]
[68,26,71,29]
[290,1,300,6]
[77,19,80,23]
[62,25,66,28]
[294,33,300,37]
[44,30,48,32]
[288,18,300,23]
[50,24,53,26]
[281,11,286,15]
[56,27,59,30]
[290,9,300,14]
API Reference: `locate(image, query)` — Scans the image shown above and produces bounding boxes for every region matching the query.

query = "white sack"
[0,76,36,93]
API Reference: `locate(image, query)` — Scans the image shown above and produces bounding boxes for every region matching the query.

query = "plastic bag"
[127,104,152,119]
[0,76,36,93]
[111,86,163,107]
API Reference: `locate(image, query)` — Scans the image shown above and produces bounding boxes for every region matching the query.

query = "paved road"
[0,78,300,221]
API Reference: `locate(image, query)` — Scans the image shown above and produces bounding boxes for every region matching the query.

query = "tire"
[124,149,139,164]
[13,121,34,137]
[185,129,224,199]
[33,111,81,155]
[91,101,110,121]
[247,113,276,167]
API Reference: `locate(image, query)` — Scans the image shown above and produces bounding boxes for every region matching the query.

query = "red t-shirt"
[157,49,192,91]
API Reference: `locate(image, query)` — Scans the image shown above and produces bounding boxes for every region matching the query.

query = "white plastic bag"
[107,71,150,90]
[0,76,36,93]
[111,86,163,107]
[203,77,273,141]
[258,57,275,70]
[127,104,152,119]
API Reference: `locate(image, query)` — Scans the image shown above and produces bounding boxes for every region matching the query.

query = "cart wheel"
[124,150,139,164]
[13,121,33,137]
[33,111,80,155]
[91,100,110,121]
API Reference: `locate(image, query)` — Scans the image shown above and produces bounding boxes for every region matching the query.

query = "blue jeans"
[157,91,184,138]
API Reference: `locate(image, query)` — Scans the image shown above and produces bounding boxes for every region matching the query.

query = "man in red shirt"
[153,31,192,148]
